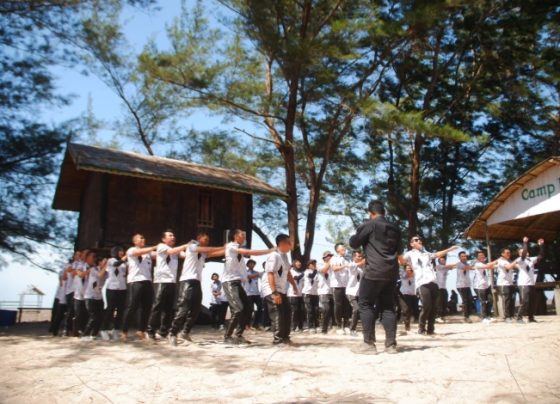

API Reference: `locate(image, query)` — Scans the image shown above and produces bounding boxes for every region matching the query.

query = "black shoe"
[528,318,537,323]
[224,336,235,345]
[179,331,192,342]
[418,329,427,336]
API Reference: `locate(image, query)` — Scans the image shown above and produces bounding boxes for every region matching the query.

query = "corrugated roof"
[52,143,287,211]
[465,157,560,241]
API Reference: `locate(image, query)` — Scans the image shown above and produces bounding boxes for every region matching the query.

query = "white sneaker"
[112,329,120,341]
[435,317,445,324]
[168,334,177,347]
[482,318,490,324]
[343,327,351,335]
[219,325,225,331]
[100,331,110,341]
[336,328,346,335]
[489,318,496,323]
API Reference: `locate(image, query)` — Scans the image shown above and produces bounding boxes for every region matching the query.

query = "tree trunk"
[283,77,303,260]
[408,133,423,239]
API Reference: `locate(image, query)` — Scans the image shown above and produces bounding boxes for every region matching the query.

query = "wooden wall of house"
[76,173,253,251]
[76,172,107,249]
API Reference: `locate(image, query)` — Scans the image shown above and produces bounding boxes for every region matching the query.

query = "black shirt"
[349,216,402,281]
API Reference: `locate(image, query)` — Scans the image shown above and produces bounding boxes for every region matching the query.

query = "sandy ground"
[0,315,559,404]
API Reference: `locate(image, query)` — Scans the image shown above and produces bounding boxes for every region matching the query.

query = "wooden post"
[485,222,501,318]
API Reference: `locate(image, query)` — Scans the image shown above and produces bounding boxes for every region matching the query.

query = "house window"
[198,191,213,227]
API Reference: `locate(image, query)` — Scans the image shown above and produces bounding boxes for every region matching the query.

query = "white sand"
[1,316,559,403]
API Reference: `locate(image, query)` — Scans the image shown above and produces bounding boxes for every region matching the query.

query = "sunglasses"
[412,238,422,242]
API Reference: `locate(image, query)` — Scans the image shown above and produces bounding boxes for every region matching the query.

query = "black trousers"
[210,303,220,328]
[418,282,438,333]
[73,298,88,337]
[498,285,514,319]
[289,296,305,331]
[102,289,127,331]
[319,294,334,333]
[48,298,59,333]
[122,280,154,333]
[170,280,202,336]
[148,283,176,337]
[64,292,75,334]
[332,287,350,329]
[516,285,535,320]
[304,294,319,329]
[476,287,492,318]
[458,287,473,318]
[347,295,360,331]
[265,293,291,343]
[248,295,263,327]
[51,301,67,336]
[399,294,418,330]
[84,299,104,336]
[359,278,397,347]
[436,288,448,318]
[223,280,252,338]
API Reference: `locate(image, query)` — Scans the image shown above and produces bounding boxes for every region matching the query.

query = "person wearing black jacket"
[349,200,402,354]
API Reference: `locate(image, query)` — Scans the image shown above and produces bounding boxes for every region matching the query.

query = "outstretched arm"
[129,245,157,256]
[237,247,276,256]
[435,246,459,259]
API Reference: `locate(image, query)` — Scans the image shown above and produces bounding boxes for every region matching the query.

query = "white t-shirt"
[516,256,538,286]
[180,242,207,282]
[400,269,416,296]
[55,270,67,303]
[496,257,514,286]
[302,269,319,295]
[244,269,261,296]
[261,252,291,297]
[317,265,332,295]
[126,247,153,283]
[105,258,127,290]
[64,263,75,296]
[154,243,179,284]
[456,262,472,288]
[223,242,247,282]
[287,269,305,297]
[329,255,349,288]
[435,264,449,289]
[473,261,490,290]
[403,249,437,290]
[84,266,104,300]
[72,260,88,300]
[210,281,222,305]
[346,263,362,297]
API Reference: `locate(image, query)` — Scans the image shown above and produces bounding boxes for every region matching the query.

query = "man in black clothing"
[349,200,402,354]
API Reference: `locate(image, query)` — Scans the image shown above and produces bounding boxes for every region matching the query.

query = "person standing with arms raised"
[222,229,276,345]
[349,200,402,354]
[401,236,458,336]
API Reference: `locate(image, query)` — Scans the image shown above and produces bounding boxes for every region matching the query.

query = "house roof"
[52,143,287,211]
[465,156,560,241]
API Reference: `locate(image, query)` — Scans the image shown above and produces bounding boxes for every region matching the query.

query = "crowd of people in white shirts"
[48,215,546,352]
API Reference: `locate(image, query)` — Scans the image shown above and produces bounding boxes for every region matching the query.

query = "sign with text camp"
[488,165,560,226]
